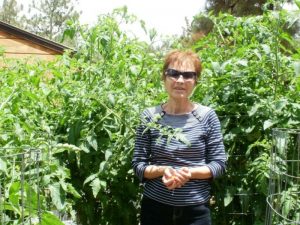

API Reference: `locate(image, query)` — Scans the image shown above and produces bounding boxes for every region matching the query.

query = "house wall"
[0,31,61,61]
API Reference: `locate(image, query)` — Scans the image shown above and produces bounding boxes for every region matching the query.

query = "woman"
[132,50,227,225]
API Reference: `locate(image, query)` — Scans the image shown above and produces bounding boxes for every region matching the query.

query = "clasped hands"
[162,167,191,190]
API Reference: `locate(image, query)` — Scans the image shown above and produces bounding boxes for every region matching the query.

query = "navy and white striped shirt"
[132,104,227,206]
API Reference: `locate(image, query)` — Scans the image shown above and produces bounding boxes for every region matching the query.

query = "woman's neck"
[163,99,194,115]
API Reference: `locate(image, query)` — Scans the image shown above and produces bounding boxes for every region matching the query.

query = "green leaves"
[192,10,300,225]
[41,212,65,225]
[295,0,300,10]
[83,173,107,198]
[52,143,83,154]
[87,135,98,151]
[263,119,276,130]
[49,183,66,211]
[54,19,162,223]
[0,158,7,173]
[224,187,235,207]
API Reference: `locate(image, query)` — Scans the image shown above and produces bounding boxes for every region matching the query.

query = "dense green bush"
[1,8,165,225]
[51,11,164,224]
[191,10,300,224]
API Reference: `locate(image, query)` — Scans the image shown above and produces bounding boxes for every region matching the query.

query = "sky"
[15,0,297,43]
[76,0,206,41]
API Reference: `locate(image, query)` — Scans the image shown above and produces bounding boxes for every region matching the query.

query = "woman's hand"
[174,167,191,188]
[162,167,191,190]
[162,167,178,190]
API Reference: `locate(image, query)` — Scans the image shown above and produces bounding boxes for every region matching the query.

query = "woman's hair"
[162,50,202,81]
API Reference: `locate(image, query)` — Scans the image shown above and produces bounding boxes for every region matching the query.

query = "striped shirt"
[132,104,227,206]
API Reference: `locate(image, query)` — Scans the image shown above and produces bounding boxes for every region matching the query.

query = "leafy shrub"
[191,11,300,224]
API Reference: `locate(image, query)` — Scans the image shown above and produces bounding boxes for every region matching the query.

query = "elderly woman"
[132,50,227,225]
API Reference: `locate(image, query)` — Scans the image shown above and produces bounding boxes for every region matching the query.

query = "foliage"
[0,0,25,27]
[190,10,300,224]
[268,129,300,224]
[0,60,81,224]
[1,7,163,225]
[25,0,80,41]
[205,0,293,16]
[54,9,164,224]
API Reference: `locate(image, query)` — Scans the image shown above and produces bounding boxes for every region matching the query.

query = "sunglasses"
[165,69,196,80]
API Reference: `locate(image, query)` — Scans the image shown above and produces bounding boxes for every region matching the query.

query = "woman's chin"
[170,93,188,100]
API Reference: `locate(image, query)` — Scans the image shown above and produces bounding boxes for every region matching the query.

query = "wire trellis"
[0,147,41,225]
[265,128,300,225]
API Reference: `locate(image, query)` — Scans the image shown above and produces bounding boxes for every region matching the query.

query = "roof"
[0,20,71,54]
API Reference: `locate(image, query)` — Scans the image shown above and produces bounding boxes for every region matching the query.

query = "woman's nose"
[176,75,185,82]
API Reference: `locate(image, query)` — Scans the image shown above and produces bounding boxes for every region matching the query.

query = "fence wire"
[0,147,41,225]
[265,128,300,225]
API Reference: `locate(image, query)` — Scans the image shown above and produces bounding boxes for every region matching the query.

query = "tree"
[26,0,80,41]
[185,0,298,45]
[0,0,24,27]
[205,0,295,16]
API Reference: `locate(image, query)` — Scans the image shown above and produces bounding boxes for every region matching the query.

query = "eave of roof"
[0,20,72,54]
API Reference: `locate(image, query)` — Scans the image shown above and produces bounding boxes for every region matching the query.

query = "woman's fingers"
[164,167,174,178]
[178,167,192,179]
[162,167,177,189]
[163,177,177,190]
[173,172,185,184]
[162,167,191,189]
[173,167,191,188]
[162,175,173,186]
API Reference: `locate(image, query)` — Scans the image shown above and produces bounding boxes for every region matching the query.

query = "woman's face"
[164,60,196,101]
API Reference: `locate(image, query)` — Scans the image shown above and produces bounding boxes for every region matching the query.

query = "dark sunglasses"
[165,69,196,80]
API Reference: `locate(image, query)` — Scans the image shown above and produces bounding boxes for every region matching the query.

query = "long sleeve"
[132,113,151,183]
[205,110,227,178]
